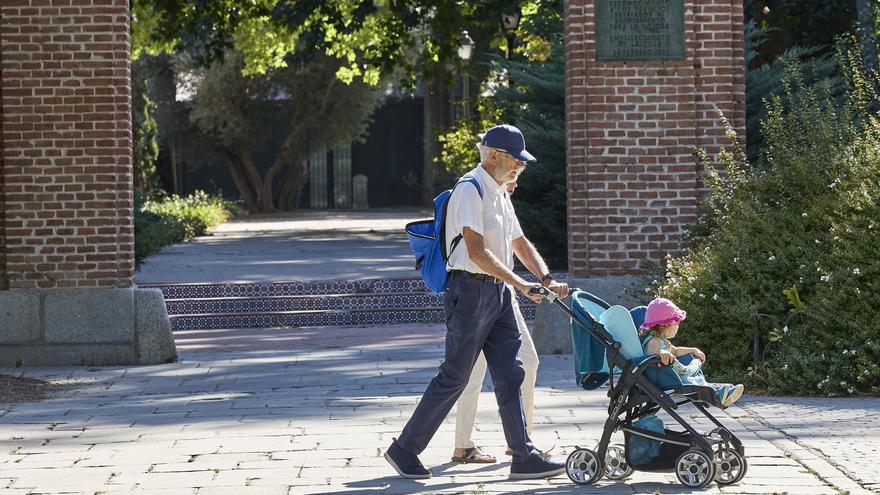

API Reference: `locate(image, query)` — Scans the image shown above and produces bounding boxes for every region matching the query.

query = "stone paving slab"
[735,397,880,494]
[0,324,876,494]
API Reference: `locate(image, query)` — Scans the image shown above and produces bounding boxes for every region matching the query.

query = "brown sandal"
[451,446,497,463]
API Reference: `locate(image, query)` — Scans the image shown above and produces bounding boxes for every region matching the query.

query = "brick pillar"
[564,0,746,277]
[0,1,174,367]
[0,152,6,290]
[1,0,134,289]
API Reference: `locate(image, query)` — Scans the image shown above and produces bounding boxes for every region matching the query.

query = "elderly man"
[384,124,569,480]
[451,177,549,464]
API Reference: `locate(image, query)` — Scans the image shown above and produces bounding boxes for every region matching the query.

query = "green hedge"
[134,191,238,266]
[653,50,880,397]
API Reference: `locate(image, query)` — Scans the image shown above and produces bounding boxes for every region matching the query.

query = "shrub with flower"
[652,43,880,396]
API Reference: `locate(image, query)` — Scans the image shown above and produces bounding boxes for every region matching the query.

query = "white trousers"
[454,294,540,449]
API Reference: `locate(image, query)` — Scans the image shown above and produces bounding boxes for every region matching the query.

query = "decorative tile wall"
[142,275,558,330]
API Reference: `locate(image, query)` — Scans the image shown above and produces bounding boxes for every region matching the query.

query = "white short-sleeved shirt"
[445,165,524,273]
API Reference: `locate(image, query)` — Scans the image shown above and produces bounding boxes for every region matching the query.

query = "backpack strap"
[443,177,483,263]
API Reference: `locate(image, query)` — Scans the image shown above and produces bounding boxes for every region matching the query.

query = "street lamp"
[458,30,474,120]
[457,30,474,61]
[500,3,520,61]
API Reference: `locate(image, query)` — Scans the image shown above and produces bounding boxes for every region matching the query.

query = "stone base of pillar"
[531,276,647,355]
[0,288,177,367]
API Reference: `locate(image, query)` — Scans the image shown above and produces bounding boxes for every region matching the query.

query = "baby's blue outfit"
[641,335,727,401]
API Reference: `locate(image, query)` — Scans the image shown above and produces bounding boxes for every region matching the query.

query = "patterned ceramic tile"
[146,275,558,330]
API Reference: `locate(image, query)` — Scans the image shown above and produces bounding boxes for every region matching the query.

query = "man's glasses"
[491,148,526,165]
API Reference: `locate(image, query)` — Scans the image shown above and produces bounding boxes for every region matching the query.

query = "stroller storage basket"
[623,428,691,470]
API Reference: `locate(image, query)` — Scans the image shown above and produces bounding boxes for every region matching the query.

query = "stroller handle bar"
[528,286,614,347]
[528,285,579,304]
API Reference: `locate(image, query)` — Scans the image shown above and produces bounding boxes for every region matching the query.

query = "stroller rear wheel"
[675,450,716,488]
[603,444,634,480]
[566,448,603,485]
[714,447,748,485]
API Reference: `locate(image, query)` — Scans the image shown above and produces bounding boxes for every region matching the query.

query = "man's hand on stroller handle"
[545,280,569,299]
[518,282,544,303]
[528,282,575,303]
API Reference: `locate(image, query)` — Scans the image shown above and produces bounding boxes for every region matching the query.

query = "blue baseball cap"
[481,124,537,162]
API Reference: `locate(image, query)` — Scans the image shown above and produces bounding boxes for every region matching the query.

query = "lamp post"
[501,4,521,59]
[500,3,520,86]
[457,30,474,120]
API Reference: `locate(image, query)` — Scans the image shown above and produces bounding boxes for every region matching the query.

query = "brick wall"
[0,0,133,289]
[0,142,6,289]
[565,0,746,276]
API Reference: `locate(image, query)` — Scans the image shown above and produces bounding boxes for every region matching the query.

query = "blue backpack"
[405,176,483,293]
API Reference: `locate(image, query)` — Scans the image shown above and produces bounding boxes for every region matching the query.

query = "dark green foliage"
[745,20,843,163]
[495,49,566,270]
[745,0,857,63]
[134,191,238,266]
[437,0,567,269]
[132,58,162,198]
[134,209,186,267]
[656,46,880,396]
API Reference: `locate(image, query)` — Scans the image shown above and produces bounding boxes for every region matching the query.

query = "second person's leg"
[452,352,496,462]
[512,295,540,436]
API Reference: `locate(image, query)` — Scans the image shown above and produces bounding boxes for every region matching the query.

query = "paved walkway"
[134,210,429,284]
[736,397,880,493]
[1,325,877,494]
[11,212,878,493]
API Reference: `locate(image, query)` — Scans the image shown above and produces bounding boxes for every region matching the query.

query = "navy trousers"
[396,271,537,462]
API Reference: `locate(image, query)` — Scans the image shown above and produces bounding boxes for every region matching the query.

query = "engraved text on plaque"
[595,0,685,61]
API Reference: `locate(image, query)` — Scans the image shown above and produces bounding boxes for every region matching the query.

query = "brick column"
[1,0,134,289]
[0,1,175,367]
[564,0,746,277]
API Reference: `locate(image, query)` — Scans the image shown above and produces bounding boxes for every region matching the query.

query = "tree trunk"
[223,151,259,212]
[263,145,288,211]
[278,158,309,211]
[271,77,337,211]
[421,63,450,206]
[170,138,179,195]
[237,145,275,213]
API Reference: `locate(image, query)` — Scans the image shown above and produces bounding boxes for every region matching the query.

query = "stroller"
[531,287,747,488]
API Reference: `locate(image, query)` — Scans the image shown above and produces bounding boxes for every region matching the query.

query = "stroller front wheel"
[675,450,716,488]
[566,448,603,485]
[714,447,748,485]
[603,444,634,480]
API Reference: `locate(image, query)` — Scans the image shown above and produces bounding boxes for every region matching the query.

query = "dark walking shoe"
[509,452,565,480]
[384,438,431,479]
[506,444,555,459]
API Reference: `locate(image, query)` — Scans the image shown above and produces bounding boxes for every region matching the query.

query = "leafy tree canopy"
[146,51,380,213]
[133,0,532,83]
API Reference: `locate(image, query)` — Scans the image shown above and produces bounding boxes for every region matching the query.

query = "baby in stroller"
[639,297,744,408]
[527,286,749,488]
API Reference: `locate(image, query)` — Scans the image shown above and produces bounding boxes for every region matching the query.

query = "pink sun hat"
[641,297,687,329]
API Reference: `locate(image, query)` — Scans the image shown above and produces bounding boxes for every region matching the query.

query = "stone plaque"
[595,0,685,61]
